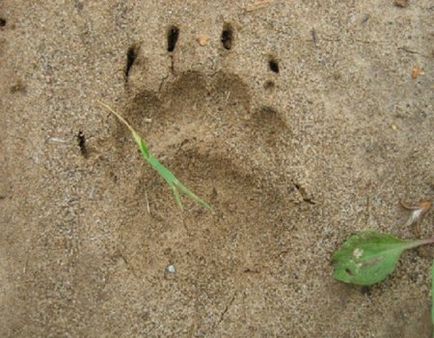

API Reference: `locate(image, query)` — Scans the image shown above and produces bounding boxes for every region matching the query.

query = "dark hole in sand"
[269,58,279,73]
[221,24,234,50]
[167,26,179,52]
[77,130,88,158]
[125,45,138,80]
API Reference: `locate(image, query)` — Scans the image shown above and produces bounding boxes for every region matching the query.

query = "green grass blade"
[135,132,150,158]
[99,100,211,210]
[173,179,211,210]
[145,152,210,209]
[172,185,183,210]
[134,122,210,210]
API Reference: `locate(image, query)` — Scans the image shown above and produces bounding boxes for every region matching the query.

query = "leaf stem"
[406,236,434,250]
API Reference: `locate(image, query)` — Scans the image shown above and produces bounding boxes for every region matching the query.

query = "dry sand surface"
[1,1,433,337]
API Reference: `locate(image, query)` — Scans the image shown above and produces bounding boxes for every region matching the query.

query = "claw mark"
[125,44,140,81]
[268,58,280,73]
[77,130,88,158]
[167,26,179,52]
[221,23,234,50]
[167,26,179,73]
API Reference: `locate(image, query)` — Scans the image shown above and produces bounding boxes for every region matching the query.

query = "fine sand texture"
[1,1,433,337]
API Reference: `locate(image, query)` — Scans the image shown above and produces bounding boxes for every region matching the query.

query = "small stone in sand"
[411,66,424,80]
[197,35,210,46]
[166,264,176,274]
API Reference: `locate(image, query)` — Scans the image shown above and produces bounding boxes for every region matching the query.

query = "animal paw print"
[121,22,288,152]
[109,21,298,317]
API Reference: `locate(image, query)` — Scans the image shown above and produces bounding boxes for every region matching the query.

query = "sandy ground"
[1,0,433,337]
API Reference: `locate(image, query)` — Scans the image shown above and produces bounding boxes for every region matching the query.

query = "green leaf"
[333,232,426,286]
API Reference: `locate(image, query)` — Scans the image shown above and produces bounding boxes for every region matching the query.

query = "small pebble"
[411,66,424,80]
[166,264,176,273]
[196,34,210,46]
